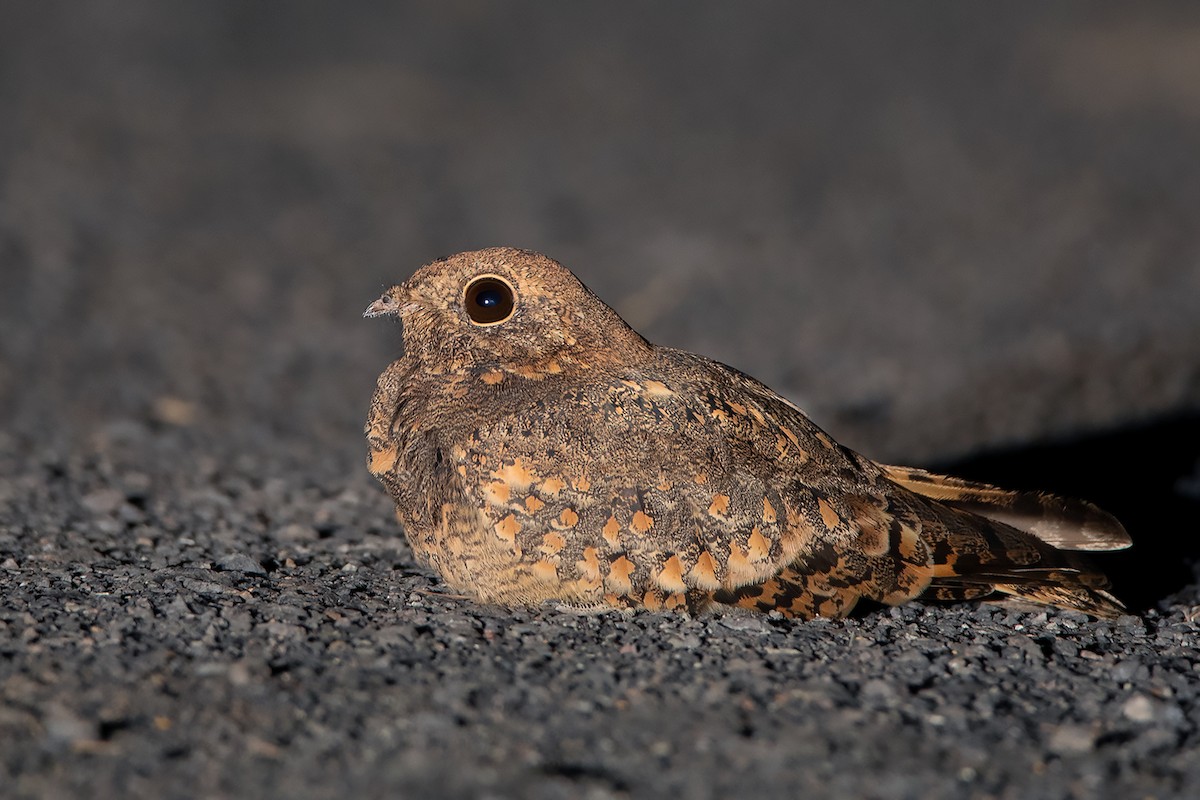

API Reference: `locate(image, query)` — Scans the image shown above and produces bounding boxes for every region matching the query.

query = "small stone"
[215,553,267,576]
[716,614,771,634]
[1112,659,1144,682]
[668,633,702,650]
[275,524,319,542]
[81,489,125,515]
[1122,694,1156,723]
[43,705,96,749]
[152,395,198,426]
[860,678,897,704]
[1047,724,1096,755]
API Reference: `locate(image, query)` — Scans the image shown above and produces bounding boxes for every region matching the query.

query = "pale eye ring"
[463,275,516,325]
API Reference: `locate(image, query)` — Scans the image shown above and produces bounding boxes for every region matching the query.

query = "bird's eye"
[463,276,516,325]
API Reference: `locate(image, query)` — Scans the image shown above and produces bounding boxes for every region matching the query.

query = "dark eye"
[464,276,515,324]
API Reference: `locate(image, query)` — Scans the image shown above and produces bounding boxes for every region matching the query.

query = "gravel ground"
[2,429,1198,799]
[3,4,1200,799]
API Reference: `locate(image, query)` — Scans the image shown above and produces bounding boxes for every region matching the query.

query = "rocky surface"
[2,430,1198,799]
[2,4,1199,799]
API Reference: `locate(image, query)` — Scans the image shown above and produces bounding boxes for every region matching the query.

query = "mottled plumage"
[365,247,1132,619]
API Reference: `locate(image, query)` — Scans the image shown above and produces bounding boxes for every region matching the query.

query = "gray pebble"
[215,553,268,576]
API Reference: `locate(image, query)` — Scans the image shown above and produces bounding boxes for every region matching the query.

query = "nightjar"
[364,247,1130,618]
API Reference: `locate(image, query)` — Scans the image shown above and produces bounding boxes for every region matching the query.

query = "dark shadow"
[933,413,1200,612]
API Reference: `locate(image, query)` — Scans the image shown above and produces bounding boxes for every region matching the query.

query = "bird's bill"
[363,298,394,318]
[363,285,410,318]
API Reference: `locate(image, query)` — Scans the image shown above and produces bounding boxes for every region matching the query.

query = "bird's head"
[365,247,650,374]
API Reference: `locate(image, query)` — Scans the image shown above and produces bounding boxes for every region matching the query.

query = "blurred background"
[1,3,1198,601]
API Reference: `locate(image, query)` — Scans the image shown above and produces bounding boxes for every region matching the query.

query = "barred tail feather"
[880,464,1131,552]
[909,488,1128,618]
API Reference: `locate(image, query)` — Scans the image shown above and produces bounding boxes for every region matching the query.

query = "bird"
[364,247,1132,619]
